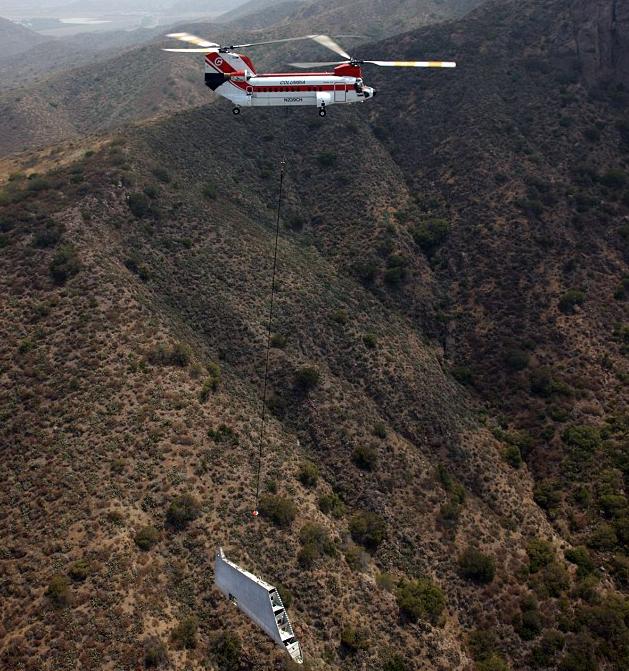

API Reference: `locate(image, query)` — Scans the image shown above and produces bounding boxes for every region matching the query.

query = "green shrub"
[148,342,192,368]
[396,578,445,624]
[298,461,319,487]
[527,539,555,573]
[152,167,171,183]
[530,630,564,668]
[504,445,523,468]
[210,631,241,671]
[381,653,409,671]
[297,542,318,569]
[363,333,378,349]
[33,221,64,248]
[516,599,542,640]
[46,574,70,607]
[201,181,217,200]
[340,625,369,653]
[505,348,530,371]
[199,362,221,401]
[318,493,345,518]
[294,366,321,392]
[383,255,408,286]
[298,523,336,567]
[166,494,201,530]
[68,559,90,582]
[344,543,369,571]
[600,169,627,190]
[534,481,562,511]
[452,365,474,386]
[412,218,450,256]
[373,422,387,439]
[352,445,378,471]
[533,562,570,598]
[438,501,461,529]
[128,192,151,218]
[135,525,159,551]
[49,245,80,284]
[316,152,337,167]
[562,425,601,454]
[349,511,386,551]
[259,495,296,528]
[476,654,509,671]
[143,637,168,668]
[468,629,499,662]
[587,523,618,550]
[270,333,287,349]
[458,547,496,584]
[171,616,197,650]
[559,289,585,314]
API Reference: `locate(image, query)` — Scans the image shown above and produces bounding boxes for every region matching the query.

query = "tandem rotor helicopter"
[164,32,456,116]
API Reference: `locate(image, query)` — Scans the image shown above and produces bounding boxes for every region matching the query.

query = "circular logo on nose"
[215,57,224,66]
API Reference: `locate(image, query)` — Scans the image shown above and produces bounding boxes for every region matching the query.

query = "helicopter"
[164,33,456,116]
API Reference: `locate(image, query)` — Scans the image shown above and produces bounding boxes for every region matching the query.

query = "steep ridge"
[0,114,555,670]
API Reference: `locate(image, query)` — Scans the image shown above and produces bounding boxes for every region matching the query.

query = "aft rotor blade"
[365,60,457,68]
[166,32,219,48]
[289,61,348,68]
[312,34,352,60]
[163,48,217,53]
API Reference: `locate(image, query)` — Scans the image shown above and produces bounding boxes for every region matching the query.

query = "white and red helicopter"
[164,33,455,116]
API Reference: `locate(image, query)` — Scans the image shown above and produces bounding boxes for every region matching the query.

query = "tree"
[458,547,496,584]
[170,616,197,650]
[259,495,297,528]
[349,511,386,551]
[298,461,319,488]
[210,631,241,671]
[294,366,321,392]
[396,578,445,625]
[134,526,159,551]
[128,192,151,218]
[46,574,70,607]
[527,539,555,573]
[49,245,80,284]
[166,494,200,530]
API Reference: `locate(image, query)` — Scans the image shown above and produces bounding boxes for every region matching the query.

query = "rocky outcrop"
[571,0,629,86]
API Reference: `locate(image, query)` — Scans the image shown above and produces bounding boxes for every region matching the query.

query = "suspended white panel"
[214,548,304,664]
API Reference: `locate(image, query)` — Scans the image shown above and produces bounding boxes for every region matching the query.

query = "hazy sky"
[0,0,248,16]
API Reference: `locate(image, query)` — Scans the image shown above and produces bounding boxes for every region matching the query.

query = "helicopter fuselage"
[204,50,375,115]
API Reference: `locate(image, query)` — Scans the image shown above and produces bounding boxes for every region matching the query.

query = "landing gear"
[318,106,327,117]
[232,106,241,116]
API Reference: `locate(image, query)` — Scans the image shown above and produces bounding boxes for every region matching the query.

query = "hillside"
[0,17,48,59]
[0,0,628,670]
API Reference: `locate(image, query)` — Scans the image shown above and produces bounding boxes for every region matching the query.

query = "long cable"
[253,159,286,513]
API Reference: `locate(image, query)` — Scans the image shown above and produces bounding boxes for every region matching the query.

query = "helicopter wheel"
[232,107,241,116]
[318,107,327,117]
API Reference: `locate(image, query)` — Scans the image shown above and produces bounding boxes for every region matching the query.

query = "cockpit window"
[355,79,364,93]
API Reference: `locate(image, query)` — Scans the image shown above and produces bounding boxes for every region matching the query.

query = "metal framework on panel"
[214,548,303,664]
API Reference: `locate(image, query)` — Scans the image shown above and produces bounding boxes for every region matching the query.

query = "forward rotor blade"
[289,61,348,68]
[312,34,352,60]
[231,34,319,48]
[166,32,219,48]
[163,48,217,53]
[365,60,456,68]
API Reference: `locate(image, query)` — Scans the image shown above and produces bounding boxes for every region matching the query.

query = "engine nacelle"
[227,69,253,82]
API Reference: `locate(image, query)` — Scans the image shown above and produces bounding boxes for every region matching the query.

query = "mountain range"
[0,0,627,670]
